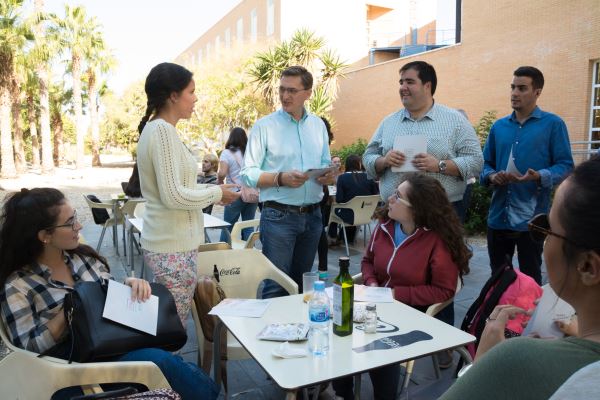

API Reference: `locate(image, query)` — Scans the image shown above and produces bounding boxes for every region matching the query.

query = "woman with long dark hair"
[0,188,219,400]
[333,173,471,400]
[135,62,239,325]
[218,127,258,241]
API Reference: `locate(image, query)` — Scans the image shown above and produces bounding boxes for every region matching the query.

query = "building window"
[198,49,202,65]
[237,17,244,43]
[250,8,257,43]
[266,0,274,36]
[215,35,221,55]
[225,28,231,49]
[590,60,600,149]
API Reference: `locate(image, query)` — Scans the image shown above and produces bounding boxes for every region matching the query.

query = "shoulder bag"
[61,281,187,363]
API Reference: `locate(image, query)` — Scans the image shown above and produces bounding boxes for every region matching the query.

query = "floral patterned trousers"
[143,249,198,326]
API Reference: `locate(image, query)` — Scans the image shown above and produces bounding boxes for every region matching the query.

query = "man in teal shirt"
[241,66,333,298]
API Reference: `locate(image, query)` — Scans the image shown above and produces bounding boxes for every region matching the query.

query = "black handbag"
[62,281,187,363]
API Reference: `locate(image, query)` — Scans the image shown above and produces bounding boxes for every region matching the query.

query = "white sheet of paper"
[325,284,394,303]
[304,166,338,180]
[209,298,271,318]
[505,147,522,176]
[522,285,575,338]
[391,134,427,172]
[102,280,159,336]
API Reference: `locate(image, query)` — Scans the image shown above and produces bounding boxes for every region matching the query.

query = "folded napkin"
[272,341,307,358]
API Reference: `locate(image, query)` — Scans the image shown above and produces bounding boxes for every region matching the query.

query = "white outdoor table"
[213,294,475,399]
[109,194,129,256]
[126,214,230,277]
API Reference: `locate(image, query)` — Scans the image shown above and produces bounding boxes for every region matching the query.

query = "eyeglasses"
[528,214,577,246]
[46,211,79,232]
[393,190,412,207]
[278,86,308,95]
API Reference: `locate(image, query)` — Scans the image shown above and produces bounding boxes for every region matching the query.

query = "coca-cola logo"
[213,265,241,278]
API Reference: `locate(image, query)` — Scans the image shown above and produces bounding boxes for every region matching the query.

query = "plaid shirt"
[0,252,112,353]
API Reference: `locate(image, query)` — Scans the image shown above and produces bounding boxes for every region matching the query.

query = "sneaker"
[436,350,454,369]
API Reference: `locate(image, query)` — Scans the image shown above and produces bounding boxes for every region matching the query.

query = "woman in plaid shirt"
[0,188,219,400]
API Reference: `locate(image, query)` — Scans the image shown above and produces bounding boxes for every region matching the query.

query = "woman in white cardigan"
[136,63,239,324]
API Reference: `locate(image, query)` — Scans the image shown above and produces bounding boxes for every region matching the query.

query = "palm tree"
[23,66,40,169]
[49,82,69,166]
[52,5,100,169]
[248,28,347,117]
[11,54,26,173]
[0,0,32,178]
[33,0,55,173]
[84,33,114,166]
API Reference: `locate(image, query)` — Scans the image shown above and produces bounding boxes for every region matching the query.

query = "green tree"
[52,5,101,169]
[84,34,114,166]
[248,29,347,118]
[0,0,33,177]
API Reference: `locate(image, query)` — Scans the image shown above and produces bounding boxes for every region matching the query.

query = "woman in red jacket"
[333,173,471,400]
[362,173,471,310]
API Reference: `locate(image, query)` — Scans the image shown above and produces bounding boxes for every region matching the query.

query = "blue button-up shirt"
[241,108,331,206]
[481,107,574,231]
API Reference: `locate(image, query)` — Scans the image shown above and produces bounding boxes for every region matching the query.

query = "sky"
[40,0,241,95]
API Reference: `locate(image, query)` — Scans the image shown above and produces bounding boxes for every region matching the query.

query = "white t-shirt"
[220,148,243,185]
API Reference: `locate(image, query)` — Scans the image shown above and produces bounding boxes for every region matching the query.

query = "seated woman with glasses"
[441,156,600,400]
[0,188,219,400]
[332,173,471,400]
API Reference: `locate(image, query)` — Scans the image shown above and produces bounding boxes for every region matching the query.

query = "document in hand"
[522,285,575,338]
[305,166,338,180]
[102,280,159,335]
[391,134,427,172]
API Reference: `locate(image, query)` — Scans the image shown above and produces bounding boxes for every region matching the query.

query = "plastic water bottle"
[308,280,330,356]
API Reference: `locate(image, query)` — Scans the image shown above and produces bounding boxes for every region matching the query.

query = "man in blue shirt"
[241,66,334,298]
[481,66,574,284]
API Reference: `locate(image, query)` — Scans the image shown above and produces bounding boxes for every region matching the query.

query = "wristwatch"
[438,160,447,174]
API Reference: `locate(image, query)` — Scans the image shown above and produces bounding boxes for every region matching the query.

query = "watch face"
[439,160,447,172]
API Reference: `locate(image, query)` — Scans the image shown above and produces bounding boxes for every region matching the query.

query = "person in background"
[457,108,476,222]
[317,117,335,275]
[198,153,219,214]
[480,66,574,284]
[136,62,239,325]
[218,127,258,242]
[333,173,471,399]
[241,66,334,298]
[441,156,600,400]
[0,188,220,400]
[331,154,379,244]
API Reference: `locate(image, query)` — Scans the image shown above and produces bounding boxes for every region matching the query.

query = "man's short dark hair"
[514,66,544,90]
[399,61,437,95]
[281,65,313,89]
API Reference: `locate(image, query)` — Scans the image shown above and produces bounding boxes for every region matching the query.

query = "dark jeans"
[332,363,401,400]
[487,228,543,284]
[220,198,258,241]
[260,205,322,298]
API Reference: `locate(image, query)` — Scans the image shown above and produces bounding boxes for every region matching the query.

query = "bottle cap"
[366,303,376,311]
[314,281,325,291]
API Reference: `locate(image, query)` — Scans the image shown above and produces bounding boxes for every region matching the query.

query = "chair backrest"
[197,242,232,252]
[120,198,146,217]
[230,219,260,249]
[133,202,146,219]
[243,231,261,249]
[197,249,298,299]
[84,195,112,225]
[332,194,380,226]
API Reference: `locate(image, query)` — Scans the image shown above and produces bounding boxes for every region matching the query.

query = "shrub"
[464,182,492,235]
[332,138,368,165]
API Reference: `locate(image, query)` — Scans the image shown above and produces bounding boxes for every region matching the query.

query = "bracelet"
[274,172,280,192]
[485,317,497,323]
[277,172,284,188]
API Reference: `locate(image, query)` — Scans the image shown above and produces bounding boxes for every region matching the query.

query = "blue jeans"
[220,198,258,242]
[260,205,322,298]
[52,348,219,400]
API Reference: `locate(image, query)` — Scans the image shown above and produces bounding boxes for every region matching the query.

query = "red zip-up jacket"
[361,219,459,307]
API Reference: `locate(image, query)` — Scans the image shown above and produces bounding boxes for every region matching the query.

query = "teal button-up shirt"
[241,108,331,206]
